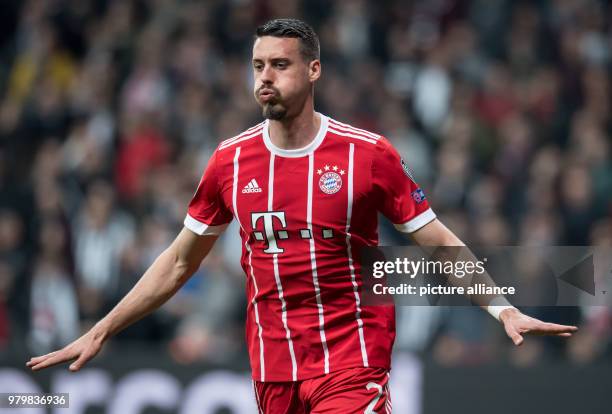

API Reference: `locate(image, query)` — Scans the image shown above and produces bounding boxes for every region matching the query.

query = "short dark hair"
[255,18,320,62]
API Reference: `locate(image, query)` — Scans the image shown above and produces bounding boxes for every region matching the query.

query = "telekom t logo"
[250,211,335,253]
[251,211,288,254]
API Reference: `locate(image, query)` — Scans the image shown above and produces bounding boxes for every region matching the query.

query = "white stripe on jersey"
[220,124,263,148]
[268,152,298,381]
[307,152,331,374]
[233,147,266,382]
[345,143,369,367]
[219,126,264,150]
[328,127,378,145]
[328,119,381,140]
[220,122,264,147]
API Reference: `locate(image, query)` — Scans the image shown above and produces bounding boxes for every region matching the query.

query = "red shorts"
[253,367,392,414]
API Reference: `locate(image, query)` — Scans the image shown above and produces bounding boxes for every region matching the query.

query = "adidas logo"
[242,179,262,194]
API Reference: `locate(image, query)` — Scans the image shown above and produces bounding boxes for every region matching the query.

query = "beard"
[262,102,287,120]
[256,86,288,120]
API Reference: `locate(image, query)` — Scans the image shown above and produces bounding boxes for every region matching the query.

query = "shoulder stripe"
[219,123,264,147]
[328,119,380,140]
[219,127,263,150]
[329,127,377,144]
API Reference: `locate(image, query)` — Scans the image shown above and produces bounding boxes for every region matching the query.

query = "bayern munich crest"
[319,172,342,194]
[317,164,345,194]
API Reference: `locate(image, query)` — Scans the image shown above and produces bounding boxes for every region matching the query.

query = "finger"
[27,351,59,367]
[543,323,578,332]
[554,332,573,337]
[30,351,77,371]
[27,354,58,369]
[69,350,94,372]
[533,323,579,335]
[506,326,524,346]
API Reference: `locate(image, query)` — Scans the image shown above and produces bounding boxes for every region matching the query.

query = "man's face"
[252,36,319,120]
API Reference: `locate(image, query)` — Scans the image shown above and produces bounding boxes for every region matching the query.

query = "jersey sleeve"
[184,150,233,236]
[371,137,436,233]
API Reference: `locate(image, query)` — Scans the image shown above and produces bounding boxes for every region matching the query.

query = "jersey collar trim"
[262,113,328,158]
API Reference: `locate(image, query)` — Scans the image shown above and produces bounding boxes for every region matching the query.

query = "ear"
[308,59,321,83]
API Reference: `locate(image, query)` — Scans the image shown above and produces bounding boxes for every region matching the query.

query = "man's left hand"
[499,308,578,346]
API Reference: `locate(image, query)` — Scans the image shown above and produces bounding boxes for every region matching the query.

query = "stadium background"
[0,0,610,413]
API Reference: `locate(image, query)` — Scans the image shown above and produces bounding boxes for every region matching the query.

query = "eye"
[253,62,264,71]
[275,61,287,69]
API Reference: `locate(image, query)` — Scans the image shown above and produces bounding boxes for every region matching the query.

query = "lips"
[258,87,278,102]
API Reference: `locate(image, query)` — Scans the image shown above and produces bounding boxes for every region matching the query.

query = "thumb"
[506,326,524,346]
[512,334,524,346]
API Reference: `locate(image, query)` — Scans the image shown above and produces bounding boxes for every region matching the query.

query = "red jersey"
[185,114,435,382]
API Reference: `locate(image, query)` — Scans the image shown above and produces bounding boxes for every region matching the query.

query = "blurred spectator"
[73,180,134,320]
[0,209,27,275]
[114,115,170,201]
[28,218,79,354]
[0,261,15,350]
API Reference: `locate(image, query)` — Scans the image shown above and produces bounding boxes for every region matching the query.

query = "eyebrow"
[252,57,291,63]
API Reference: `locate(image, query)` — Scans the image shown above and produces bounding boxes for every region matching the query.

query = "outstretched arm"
[27,227,218,371]
[409,218,578,346]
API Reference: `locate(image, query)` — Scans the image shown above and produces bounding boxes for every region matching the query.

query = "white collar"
[262,113,328,158]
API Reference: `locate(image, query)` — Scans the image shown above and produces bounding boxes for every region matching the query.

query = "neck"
[267,102,320,150]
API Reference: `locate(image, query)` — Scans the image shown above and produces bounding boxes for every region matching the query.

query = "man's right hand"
[26,326,107,372]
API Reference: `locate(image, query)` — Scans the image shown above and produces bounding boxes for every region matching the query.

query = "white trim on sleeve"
[486,296,516,321]
[487,305,516,321]
[184,214,229,236]
[393,208,437,233]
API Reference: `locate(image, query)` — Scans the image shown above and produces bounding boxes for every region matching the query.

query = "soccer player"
[27,19,577,413]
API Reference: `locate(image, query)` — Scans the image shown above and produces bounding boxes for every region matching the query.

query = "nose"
[260,63,275,84]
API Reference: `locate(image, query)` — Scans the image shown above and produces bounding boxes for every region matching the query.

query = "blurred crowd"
[0,0,610,368]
